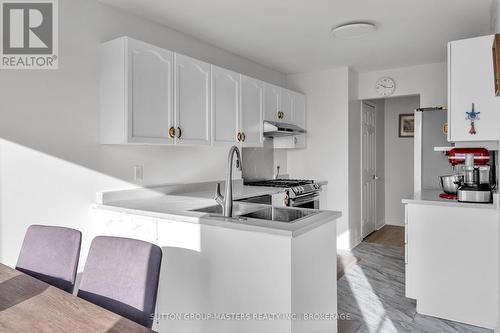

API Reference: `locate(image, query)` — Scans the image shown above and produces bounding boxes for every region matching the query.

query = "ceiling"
[100,0,493,74]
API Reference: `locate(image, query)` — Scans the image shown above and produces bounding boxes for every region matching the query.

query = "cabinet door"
[174,54,211,145]
[211,66,240,145]
[293,92,306,129]
[264,83,281,121]
[128,39,174,144]
[280,89,294,123]
[240,76,264,147]
[448,35,500,141]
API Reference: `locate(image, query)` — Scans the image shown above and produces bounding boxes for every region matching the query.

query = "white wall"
[286,68,352,249]
[359,62,447,192]
[421,110,450,189]
[0,0,286,266]
[384,96,419,226]
[347,69,362,248]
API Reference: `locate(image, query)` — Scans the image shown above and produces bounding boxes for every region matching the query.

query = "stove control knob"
[300,186,304,193]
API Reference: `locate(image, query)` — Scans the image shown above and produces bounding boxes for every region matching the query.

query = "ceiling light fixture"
[331,22,376,39]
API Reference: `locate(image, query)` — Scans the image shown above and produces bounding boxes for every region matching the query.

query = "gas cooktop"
[245,179,315,188]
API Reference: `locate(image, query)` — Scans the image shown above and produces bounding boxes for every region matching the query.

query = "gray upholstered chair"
[77,236,162,328]
[16,225,82,293]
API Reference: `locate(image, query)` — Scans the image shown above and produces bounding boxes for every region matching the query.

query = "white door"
[174,54,211,145]
[361,102,377,238]
[264,83,281,121]
[211,66,240,145]
[128,39,174,144]
[240,76,264,147]
[280,89,294,123]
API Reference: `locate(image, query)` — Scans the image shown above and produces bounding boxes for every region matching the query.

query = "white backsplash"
[243,139,287,181]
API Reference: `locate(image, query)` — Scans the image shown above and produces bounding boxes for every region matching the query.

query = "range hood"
[263,121,306,137]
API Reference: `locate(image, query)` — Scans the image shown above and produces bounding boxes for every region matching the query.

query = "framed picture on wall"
[399,114,415,138]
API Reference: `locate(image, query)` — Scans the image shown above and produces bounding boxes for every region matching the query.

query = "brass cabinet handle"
[284,194,289,206]
[281,111,285,119]
[168,127,176,138]
[177,127,182,139]
[241,132,246,142]
[277,111,282,119]
[236,132,242,141]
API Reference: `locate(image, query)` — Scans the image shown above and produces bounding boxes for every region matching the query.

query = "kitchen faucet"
[215,146,242,217]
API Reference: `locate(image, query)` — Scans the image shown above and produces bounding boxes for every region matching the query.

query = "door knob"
[372,175,379,180]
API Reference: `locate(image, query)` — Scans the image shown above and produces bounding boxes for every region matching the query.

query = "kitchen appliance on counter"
[439,148,495,203]
[244,179,321,209]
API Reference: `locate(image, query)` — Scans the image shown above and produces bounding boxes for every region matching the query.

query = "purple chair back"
[77,236,162,328]
[16,225,82,293]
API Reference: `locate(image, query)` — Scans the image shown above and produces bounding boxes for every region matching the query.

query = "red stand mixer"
[439,148,494,203]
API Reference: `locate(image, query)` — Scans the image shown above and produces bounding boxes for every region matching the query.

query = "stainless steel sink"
[193,204,318,223]
[239,207,318,223]
[193,202,258,217]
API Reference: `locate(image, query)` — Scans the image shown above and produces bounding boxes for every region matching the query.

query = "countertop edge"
[402,190,498,210]
[93,204,341,238]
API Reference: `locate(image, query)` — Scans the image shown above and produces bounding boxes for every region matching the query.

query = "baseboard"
[384,219,405,227]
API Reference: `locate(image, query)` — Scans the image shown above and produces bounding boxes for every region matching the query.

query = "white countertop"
[95,181,340,237]
[402,190,498,210]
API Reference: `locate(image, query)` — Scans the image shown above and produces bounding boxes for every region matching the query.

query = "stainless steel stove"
[245,179,322,208]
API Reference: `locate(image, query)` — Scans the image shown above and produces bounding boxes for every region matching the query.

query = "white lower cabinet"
[404,203,498,329]
[94,210,158,244]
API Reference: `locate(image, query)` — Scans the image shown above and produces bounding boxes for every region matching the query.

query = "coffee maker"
[446,148,495,203]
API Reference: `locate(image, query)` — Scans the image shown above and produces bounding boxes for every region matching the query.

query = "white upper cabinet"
[292,92,306,148]
[211,66,240,145]
[101,37,306,147]
[280,89,294,123]
[101,37,174,144]
[264,83,282,122]
[130,40,174,144]
[240,76,264,147]
[448,35,500,142]
[174,54,211,145]
[293,92,306,129]
[264,83,305,127]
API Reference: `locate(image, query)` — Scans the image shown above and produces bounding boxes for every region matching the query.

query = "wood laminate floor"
[364,225,405,247]
[337,242,493,333]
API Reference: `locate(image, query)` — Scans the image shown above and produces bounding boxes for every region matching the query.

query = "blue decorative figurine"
[465,103,479,135]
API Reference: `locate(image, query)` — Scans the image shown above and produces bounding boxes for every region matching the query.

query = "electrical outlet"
[134,165,143,181]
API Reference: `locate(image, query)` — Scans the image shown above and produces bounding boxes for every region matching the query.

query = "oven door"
[289,193,320,209]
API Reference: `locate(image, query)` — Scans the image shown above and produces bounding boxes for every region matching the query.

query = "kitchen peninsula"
[93,180,341,333]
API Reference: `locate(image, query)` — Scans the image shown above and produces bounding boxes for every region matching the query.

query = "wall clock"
[375,77,396,96]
